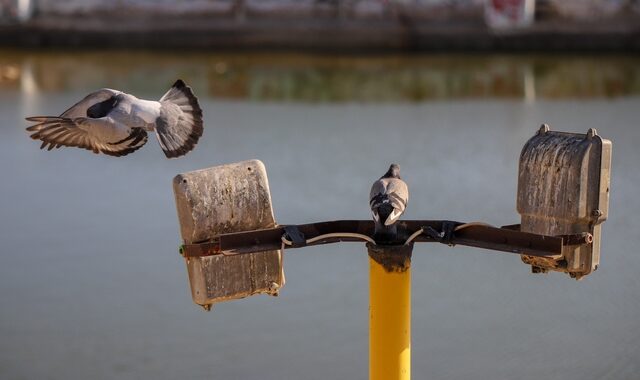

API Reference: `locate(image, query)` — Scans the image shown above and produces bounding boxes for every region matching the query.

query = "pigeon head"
[383,164,401,179]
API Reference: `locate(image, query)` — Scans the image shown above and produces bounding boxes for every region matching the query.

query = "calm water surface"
[1,51,639,380]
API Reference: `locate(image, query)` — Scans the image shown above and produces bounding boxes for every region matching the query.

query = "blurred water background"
[1,51,640,380]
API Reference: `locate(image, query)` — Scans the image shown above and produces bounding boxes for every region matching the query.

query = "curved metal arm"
[180,219,576,259]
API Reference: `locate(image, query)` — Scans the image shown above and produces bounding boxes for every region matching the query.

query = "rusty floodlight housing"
[173,160,284,311]
[517,125,612,279]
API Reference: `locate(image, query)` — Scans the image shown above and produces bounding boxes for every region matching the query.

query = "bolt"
[585,233,593,244]
[201,304,212,312]
[268,282,280,295]
[538,124,550,135]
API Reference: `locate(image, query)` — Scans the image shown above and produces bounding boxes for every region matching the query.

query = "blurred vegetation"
[1,51,639,101]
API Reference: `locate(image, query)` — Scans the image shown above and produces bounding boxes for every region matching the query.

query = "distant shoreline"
[1,13,638,52]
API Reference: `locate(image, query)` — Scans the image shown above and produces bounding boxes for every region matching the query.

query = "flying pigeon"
[369,164,409,241]
[25,79,203,158]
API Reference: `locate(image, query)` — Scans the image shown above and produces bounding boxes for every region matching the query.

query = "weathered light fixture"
[173,160,284,311]
[517,125,611,279]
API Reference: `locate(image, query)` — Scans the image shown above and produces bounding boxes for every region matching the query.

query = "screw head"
[538,124,550,135]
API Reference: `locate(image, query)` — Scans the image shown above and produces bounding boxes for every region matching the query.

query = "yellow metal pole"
[368,244,412,380]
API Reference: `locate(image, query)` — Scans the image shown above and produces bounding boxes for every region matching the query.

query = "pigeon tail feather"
[156,79,204,158]
[374,203,394,225]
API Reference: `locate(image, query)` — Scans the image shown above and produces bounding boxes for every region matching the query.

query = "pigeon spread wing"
[59,89,119,118]
[25,116,148,157]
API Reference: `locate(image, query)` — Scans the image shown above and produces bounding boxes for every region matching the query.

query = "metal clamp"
[283,225,307,247]
[424,221,457,246]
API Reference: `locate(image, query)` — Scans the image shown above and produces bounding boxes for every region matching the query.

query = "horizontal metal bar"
[181,220,565,259]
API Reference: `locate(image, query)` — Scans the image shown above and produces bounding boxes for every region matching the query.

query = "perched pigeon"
[26,79,203,158]
[369,164,409,240]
